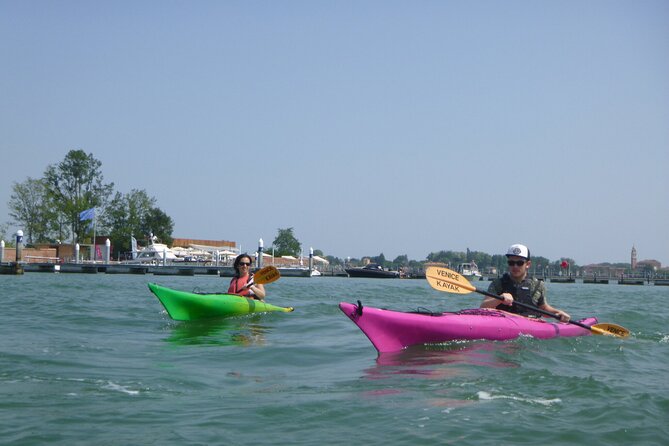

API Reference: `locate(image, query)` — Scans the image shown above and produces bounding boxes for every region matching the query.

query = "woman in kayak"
[228,254,266,300]
[480,244,570,322]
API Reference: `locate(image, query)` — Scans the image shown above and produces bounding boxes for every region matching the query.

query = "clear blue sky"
[1,1,668,266]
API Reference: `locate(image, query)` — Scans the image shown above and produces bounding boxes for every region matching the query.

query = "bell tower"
[631,245,637,270]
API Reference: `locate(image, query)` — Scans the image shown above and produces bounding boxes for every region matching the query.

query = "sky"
[1,1,668,266]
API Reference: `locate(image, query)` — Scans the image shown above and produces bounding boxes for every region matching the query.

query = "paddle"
[242,265,281,289]
[425,266,629,338]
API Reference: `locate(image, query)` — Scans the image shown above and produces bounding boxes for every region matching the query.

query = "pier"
[10,262,235,276]
[3,261,668,285]
[7,261,324,277]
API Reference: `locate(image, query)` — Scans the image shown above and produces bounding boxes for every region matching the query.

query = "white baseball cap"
[506,244,530,260]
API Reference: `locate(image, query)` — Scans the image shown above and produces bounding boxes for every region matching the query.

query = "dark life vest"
[499,273,544,318]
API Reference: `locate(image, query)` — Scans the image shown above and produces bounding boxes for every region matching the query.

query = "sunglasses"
[507,260,526,267]
[238,262,251,266]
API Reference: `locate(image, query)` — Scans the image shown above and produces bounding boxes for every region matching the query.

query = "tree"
[530,255,550,275]
[393,254,409,266]
[324,255,343,266]
[468,251,492,268]
[42,150,114,243]
[142,207,174,246]
[272,227,301,257]
[102,189,173,258]
[371,253,387,266]
[426,250,467,266]
[491,254,507,272]
[0,222,11,246]
[7,178,59,244]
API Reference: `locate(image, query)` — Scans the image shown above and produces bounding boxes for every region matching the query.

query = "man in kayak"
[480,244,570,322]
[228,254,266,300]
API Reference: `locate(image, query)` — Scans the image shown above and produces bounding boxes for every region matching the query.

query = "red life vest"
[228,274,254,297]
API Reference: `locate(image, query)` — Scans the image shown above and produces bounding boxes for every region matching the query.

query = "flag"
[79,208,95,221]
[131,236,138,260]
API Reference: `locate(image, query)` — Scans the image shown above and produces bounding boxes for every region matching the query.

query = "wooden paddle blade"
[425,266,476,294]
[253,266,281,285]
[590,323,630,338]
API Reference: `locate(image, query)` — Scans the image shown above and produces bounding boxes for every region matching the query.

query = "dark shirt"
[488,273,546,317]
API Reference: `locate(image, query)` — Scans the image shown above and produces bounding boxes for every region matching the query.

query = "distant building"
[636,259,661,271]
[629,246,663,272]
[582,264,626,278]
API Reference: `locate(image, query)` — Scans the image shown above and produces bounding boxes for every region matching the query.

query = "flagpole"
[93,208,96,261]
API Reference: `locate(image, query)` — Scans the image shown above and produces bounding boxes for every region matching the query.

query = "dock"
[583,278,609,284]
[10,262,320,278]
[4,262,669,285]
[15,262,234,276]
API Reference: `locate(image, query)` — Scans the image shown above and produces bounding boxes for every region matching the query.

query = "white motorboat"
[457,262,483,280]
[131,236,178,264]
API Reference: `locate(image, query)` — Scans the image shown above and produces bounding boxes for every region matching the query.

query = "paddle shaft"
[477,286,596,332]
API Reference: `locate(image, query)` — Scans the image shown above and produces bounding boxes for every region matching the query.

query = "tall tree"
[142,207,174,247]
[272,227,301,257]
[43,150,114,243]
[7,178,60,244]
[392,254,409,267]
[103,189,152,257]
[371,253,387,266]
[101,189,173,258]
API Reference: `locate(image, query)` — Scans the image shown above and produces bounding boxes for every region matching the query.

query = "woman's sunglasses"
[507,260,526,267]
[238,262,251,266]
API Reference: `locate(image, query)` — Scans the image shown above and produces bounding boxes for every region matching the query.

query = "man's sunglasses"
[507,260,526,267]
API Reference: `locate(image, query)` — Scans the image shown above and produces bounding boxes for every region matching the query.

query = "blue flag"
[79,208,95,221]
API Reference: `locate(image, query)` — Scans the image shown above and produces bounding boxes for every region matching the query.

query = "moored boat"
[148,283,294,321]
[131,242,178,264]
[345,263,400,279]
[276,266,311,277]
[339,301,597,353]
[457,262,482,281]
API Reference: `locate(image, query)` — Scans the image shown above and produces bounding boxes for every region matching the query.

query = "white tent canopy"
[190,243,238,254]
[312,255,329,264]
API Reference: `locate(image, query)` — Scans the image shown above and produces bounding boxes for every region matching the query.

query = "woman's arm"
[249,283,266,300]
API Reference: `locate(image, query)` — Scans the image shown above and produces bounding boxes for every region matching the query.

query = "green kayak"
[148,282,294,321]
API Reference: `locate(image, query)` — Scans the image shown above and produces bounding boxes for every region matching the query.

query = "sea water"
[1,273,667,445]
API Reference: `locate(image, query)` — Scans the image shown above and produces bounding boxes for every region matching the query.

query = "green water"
[1,274,667,445]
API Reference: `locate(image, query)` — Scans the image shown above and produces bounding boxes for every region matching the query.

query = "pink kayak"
[339,301,598,353]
